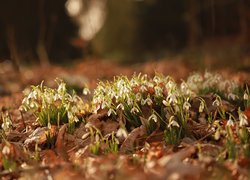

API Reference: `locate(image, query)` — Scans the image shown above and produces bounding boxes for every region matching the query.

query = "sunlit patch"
[65,0,82,17]
[65,0,107,41]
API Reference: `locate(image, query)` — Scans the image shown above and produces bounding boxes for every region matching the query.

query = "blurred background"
[0,0,249,70]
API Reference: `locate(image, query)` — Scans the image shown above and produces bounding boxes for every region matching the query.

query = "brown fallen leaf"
[55,124,69,161]
[120,125,147,153]
[158,146,201,179]
[24,126,57,149]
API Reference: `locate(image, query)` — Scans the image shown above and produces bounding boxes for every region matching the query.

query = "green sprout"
[225,126,237,160]
[20,79,90,130]
[243,85,250,108]
[104,132,119,154]
[1,111,12,132]
[0,142,17,171]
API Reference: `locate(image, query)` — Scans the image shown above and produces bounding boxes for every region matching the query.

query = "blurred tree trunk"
[187,0,200,48]
[92,0,138,62]
[6,25,20,74]
[238,0,248,45]
[37,0,50,67]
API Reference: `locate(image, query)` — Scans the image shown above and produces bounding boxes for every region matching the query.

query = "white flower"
[22,97,29,105]
[162,100,169,106]
[45,95,53,104]
[54,93,60,101]
[107,108,117,116]
[154,86,163,97]
[74,116,79,123]
[226,117,234,127]
[183,101,191,111]
[127,97,133,106]
[228,93,238,100]
[153,76,161,83]
[58,82,66,94]
[239,112,248,127]
[30,101,38,109]
[2,145,10,155]
[167,93,177,104]
[116,103,124,110]
[116,128,128,138]
[148,114,158,122]
[1,113,12,131]
[140,85,147,92]
[166,81,175,90]
[67,111,74,120]
[130,107,139,114]
[212,98,220,107]
[168,116,179,128]
[71,105,78,114]
[180,82,188,91]
[83,88,90,95]
[136,93,142,101]
[93,104,100,114]
[28,91,37,100]
[243,92,249,100]
[145,96,153,106]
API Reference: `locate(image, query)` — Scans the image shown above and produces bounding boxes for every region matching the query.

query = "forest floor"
[0,58,250,180]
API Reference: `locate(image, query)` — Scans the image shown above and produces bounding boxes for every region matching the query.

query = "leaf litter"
[0,60,250,180]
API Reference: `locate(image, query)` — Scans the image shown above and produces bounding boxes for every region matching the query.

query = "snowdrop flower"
[130,107,139,114]
[67,111,74,121]
[116,103,124,110]
[244,92,249,100]
[93,104,100,114]
[58,82,66,94]
[226,117,234,127]
[154,86,163,97]
[167,93,177,104]
[74,116,79,123]
[83,87,90,95]
[162,99,169,107]
[183,101,191,111]
[22,97,29,105]
[153,76,161,83]
[28,90,37,100]
[54,93,60,101]
[145,96,153,106]
[130,79,139,87]
[107,108,117,116]
[140,85,147,92]
[180,82,188,91]
[1,115,12,131]
[71,105,78,114]
[45,95,53,104]
[136,93,142,102]
[228,93,238,100]
[239,111,248,127]
[127,97,133,106]
[2,145,10,155]
[212,97,221,107]
[148,113,158,122]
[166,81,175,90]
[116,128,128,138]
[168,116,179,128]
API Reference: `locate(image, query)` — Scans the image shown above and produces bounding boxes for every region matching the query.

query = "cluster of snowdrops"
[3,72,249,157]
